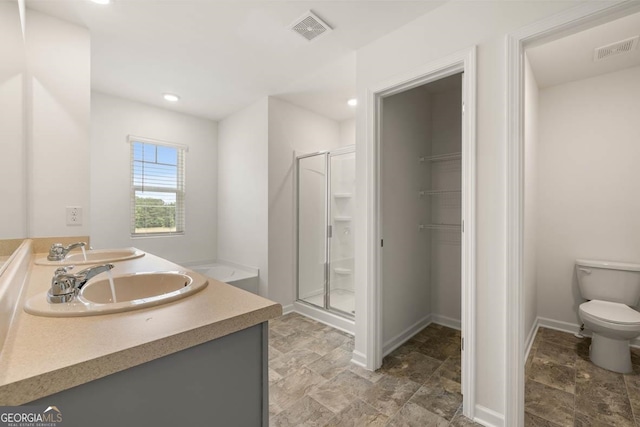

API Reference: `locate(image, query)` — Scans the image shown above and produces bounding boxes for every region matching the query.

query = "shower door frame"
[295,150,329,313]
[295,146,356,320]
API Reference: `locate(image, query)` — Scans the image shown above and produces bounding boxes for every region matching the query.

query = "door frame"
[504,1,640,425]
[366,46,477,418]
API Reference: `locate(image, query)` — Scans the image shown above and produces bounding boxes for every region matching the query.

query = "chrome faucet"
[47,263,114,303]
[47,242,87,261]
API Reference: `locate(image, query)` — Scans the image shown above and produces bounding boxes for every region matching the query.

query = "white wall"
[90,92,217,264]
[536,65,640,325]
[217,98,269,296]
[268,97,342,306]
[218,97,346,305]
[381,86,432,346]
[354,0,577,418]
[26,9,90,238]
[523,55,539,340]
[0,1,26,239]
[339,118,355,147]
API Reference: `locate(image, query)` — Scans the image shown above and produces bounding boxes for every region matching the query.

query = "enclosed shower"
[296,146,355,321]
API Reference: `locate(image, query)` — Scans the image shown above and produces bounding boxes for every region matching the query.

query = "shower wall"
[329,152,356,296]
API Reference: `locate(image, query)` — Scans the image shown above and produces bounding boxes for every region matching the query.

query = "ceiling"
[26,0,445,122]
[527,11,640,89]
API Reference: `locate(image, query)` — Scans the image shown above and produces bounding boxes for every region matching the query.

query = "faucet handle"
[54,266,74,276]
[47,243,65,261]
[47,242,86,261]
[49,267,79,302]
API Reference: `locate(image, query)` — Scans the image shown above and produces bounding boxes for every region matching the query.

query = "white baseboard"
[431,314,461,331]
[383,314,432,357]
[474,404,504,427]
[524,319,540,362]
[281,304,294,315]
[536,317,581,335]
[351,350,367,368]
[537,316,640,348]
[293,301,355,335]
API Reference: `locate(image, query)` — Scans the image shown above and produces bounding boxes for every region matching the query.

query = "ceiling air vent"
[290,10,332,42]
[593,36,639,61]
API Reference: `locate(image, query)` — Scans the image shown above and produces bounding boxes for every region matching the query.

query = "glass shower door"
[297,154,327,309]
[328,151,356,316]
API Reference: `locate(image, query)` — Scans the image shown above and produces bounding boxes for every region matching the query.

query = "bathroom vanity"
[0,240,281,426]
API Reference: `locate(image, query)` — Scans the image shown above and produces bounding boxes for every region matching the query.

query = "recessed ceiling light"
[163,93,180,102]
[347,98,357,107]
[90,0,111,5]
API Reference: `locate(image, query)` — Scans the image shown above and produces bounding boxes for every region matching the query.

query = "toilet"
[577,259,640,373]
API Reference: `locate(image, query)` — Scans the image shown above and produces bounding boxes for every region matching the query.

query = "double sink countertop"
[0,251,282,405]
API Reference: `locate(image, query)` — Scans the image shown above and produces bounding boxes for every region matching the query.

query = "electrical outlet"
[66,206,82,226]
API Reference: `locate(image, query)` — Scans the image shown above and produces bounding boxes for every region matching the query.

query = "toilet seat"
[580,300,640,325]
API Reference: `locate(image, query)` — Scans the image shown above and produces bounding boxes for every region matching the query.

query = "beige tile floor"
[525,327,640,426]
[269,312,480,426]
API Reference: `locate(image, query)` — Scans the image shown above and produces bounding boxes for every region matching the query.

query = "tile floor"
[269,312,481,426]
[525,327,640,426]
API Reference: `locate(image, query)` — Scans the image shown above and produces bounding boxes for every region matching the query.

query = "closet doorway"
[380,73,463,349]
[366,47,476,418]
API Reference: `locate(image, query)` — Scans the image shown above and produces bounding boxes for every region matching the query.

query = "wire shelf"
[419,152,462,163]
[419,189,461,196]
[419,224,461,231]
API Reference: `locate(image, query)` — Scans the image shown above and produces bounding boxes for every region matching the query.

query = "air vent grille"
[290,11,332,42]
[594,36,639,61]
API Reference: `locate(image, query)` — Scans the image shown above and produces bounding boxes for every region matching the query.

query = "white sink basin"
[34,248,145,266]
[24,271,208,317]
[81,272,192,304]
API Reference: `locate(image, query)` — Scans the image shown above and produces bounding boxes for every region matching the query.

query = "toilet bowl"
[576,259,640,373]
[579,300,640,373]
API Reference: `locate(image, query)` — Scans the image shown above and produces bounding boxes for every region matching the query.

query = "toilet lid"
[581,300,640,325]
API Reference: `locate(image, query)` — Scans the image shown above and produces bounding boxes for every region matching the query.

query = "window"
[129,136,186,236]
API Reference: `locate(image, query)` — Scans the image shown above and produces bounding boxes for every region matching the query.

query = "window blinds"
[129,137,186,236]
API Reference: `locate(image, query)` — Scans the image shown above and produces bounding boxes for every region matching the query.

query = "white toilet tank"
[576,259,640,305]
